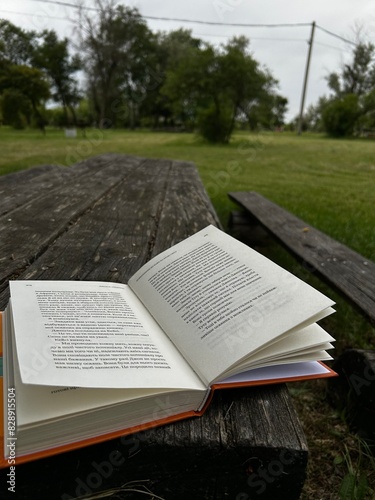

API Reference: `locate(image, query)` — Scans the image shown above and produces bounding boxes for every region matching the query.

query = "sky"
[1,0,375,121]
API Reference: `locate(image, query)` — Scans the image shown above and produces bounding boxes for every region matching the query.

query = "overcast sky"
[1,0,374,120]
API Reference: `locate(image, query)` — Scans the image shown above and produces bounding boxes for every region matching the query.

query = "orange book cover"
[0,370,338,469]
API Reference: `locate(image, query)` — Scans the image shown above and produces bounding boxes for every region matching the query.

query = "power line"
[26,0,97,11]
[314,41,345,52]
[144,17,311,28]
[26,1,311,27]
[316,24,356,46]
[14,1,363,47]
[196,32,307,42]
[0,10,344,52]
[0,8,68,21]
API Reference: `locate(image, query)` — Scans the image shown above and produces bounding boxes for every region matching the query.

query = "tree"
[76,0,156,128]
[0,20,50,130]
[0,19,35,66]
[360,87,375,130]
[299,96,328,132]
[161,43,216,132]
[242,94,288,130]
[320,41,375,136]
[0,65,50,130]
[140,29,202,128]
[271,95,288,128]
[116,25,160,129]
[162,36,285,142]
[327,42,375,98]
[32,30,82,126]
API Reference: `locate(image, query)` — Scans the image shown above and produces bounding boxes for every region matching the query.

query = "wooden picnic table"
[0,154,308,499]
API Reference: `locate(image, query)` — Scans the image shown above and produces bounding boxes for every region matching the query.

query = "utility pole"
[297,21,316,135]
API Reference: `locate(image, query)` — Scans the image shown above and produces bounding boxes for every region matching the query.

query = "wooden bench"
[0,156,308,499]
[228,191,375,450]
[228,191,375,324]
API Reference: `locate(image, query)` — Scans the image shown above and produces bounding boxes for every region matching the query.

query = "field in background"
[1,126,375,496]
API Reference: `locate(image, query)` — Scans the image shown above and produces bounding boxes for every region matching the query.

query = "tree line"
[2,0,373,140]
[0,0,287,143]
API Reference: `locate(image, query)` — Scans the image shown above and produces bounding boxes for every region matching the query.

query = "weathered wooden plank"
[116,386,307,499]
[150,160,222,256]
[0,164,71,216]
[0,153,142,217]
[0,153,121,216]
[14,158,174,287]
[0,155,144,302]
[8,386,307,500]
[229,191,375,323]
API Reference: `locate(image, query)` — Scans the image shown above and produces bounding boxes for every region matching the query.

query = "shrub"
[197,102,234,143]
[322,94,361,137]
[1,89,31,129]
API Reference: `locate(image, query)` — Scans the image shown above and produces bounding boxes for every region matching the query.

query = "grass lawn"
[1,126,375,497]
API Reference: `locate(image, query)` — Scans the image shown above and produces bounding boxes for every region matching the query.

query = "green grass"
[1,126,374,350]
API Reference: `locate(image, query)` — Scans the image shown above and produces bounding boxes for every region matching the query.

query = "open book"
[1,225,336,466]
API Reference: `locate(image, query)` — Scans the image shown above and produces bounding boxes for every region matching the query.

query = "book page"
[218,323,334,378]
[217,361,335,385]
[9,281,205,390]
[129,225,335,385]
